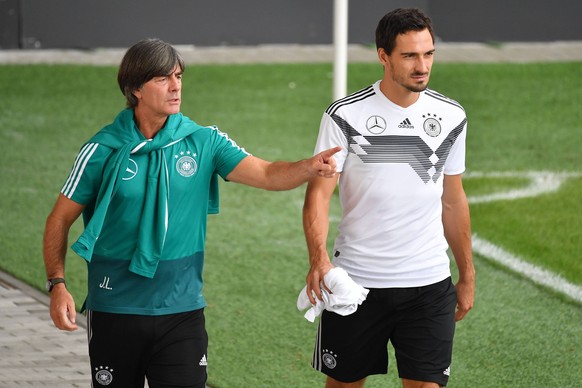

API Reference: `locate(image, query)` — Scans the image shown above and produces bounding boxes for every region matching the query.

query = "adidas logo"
[398,118,414,129]
[443,366,451,376]
[199,355,208,366]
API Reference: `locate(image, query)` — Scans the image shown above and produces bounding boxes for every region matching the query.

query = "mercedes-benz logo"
[366,115,387,134]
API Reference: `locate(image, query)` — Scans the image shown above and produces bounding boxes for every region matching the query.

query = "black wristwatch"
[46,278,66,292]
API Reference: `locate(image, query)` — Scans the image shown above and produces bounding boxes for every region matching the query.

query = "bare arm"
[442,174,475,321]
[226,146,341,190]
[43,193,85,331]
[303,174,339,304]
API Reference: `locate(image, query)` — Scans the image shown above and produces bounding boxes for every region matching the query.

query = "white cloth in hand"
[297,267,369,323]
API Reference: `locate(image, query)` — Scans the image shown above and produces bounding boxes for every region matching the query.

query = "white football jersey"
[314,81,467,288]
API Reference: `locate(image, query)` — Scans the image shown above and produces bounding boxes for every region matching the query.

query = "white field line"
[465,170,582,303]
[465,170,582,203]
[471,235,582,302]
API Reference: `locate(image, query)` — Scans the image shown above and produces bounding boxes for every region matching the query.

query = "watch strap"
[47,278,66,292]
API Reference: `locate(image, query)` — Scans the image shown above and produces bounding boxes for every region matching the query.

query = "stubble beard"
[404,73,430,93]
[390,69,430,94]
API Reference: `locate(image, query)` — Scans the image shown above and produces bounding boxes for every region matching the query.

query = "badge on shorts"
[322,349,338,369]
[94,366,113,385]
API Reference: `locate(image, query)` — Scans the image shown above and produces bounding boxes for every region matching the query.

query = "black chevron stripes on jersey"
[425,89,464,111]
[331,113,467,183]
[431,118,467,181]
[326,85,375,116]
[331,113,364,142]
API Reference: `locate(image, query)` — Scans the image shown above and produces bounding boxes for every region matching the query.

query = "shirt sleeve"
[60,143,110,205]
[314,113,349,172]
[210,126,251,179]
[443,119,467,176]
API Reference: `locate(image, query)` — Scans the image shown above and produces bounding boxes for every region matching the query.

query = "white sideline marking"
[466,171,582,302]
[465,171,582,204]
[472,235,582,303]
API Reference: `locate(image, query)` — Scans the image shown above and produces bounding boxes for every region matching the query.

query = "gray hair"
[117,38,185,108]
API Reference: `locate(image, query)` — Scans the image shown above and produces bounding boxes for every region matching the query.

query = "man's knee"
[325,375,366,388]
[401,378,441,388]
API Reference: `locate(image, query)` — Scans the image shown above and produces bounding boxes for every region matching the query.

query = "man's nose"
[169,75,181,90]
[416,57,431,73]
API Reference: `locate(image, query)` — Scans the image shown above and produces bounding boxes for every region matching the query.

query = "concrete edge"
[1,41,581,65]
[0,270,87,329]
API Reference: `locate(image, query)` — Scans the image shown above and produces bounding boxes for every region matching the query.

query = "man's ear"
[132,88,141,100]
[377,48,390,66]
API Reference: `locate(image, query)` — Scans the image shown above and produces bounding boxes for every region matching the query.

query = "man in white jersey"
[43,38,340,387]
[303,8,474,388]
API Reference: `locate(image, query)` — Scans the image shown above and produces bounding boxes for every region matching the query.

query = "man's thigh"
[88,310,150,387]
[87,309,208,388]
[312,292,393,383]
[392,278,458,386]
[147,310,208,388]
[312,278,457,385]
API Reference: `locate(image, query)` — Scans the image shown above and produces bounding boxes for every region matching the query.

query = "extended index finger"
[320,146,342,160]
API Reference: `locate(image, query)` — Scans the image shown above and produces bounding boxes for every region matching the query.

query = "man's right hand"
[305,259,334,305]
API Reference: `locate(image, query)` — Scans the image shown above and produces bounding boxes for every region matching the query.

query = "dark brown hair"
[375,8,434,54]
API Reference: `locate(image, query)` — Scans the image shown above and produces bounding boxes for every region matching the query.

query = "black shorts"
[312,277,457,386]
[87,309,208,388]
